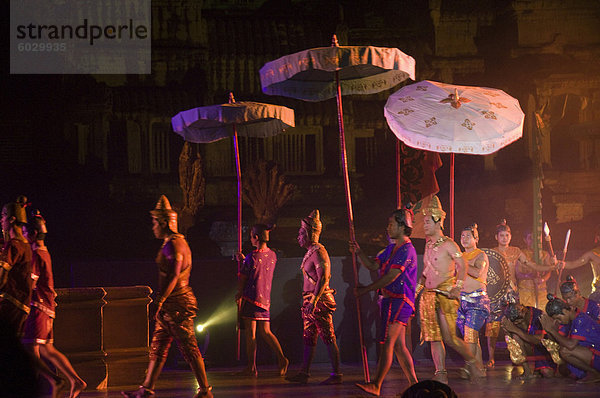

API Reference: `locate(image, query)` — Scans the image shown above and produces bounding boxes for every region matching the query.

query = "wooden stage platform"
[74,360,599,398]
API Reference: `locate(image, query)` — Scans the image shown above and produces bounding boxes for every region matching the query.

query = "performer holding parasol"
[234,224,289,378]
[560,225,600,302]
[351,207,419,396]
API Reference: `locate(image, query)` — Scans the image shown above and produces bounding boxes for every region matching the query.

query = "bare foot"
[485,359,495,369]
[193,385,213,398]
[517,371,539,381]
[576,372,600,384]
[279,357,289,376]
[458,367,470,380]
[70,379,87,398]
[355,382,380,396]
[121,386,155,397]
[285,371,309,384]
[234,367,258,377]
[432,370,448,384]
[320,373,342,385]
[53,378,68,398]
[466,360,486,380]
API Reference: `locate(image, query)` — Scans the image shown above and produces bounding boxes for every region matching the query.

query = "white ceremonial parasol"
[384,80,524,238]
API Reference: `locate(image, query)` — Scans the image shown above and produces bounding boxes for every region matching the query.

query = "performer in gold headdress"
[122,195,212,398]
[22,209,87,398]
[1,196,68,397]
[418,196,485,383]
[0,196,33,336]
[286,209,342,385]
[560,225,600,302]
[485,220,555,369]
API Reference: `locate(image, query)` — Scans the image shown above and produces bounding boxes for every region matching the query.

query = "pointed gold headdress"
[421,195,446,225]
[150,195,178,233]
[2,195,28,225]
[301,209,322,242]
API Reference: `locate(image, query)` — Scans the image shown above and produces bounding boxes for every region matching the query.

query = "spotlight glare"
[196,324,205,333]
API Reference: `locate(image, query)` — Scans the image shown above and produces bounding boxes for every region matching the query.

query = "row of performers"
[351,195,600,395]
[121,193,597,397]
[0,197,87,398]
[225,193,600,396]
[4,192,598,398]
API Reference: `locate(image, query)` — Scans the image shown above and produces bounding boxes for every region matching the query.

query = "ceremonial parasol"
[384,80,525,238]
[171,93,295,359]
[260,35,415,382]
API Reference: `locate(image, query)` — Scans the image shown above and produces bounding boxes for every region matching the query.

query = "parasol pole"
[396,140,402,208]
[230,93,243,362]
[233,123,243,361]
[333,35,370,383]
[449,153,455,240]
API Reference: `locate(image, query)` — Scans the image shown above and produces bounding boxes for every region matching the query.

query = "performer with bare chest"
[561,225,600,302]
[123,195,212,398]
[516,232,554,310]
[285,209,342,385]
[418,196,485,383]
[485,220,555,368]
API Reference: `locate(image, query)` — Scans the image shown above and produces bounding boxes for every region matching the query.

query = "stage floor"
[75,361,599,398]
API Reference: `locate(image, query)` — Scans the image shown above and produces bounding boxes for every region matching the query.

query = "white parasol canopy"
[385,80,525,238]
[384,80,524,155]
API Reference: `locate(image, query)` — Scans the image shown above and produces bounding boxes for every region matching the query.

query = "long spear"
[543,222,555,258]
[543,222,561,295]
[556,229,572,291]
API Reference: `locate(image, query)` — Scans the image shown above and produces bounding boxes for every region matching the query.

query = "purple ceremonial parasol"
[260,35,415,382]
[172,93,294,359]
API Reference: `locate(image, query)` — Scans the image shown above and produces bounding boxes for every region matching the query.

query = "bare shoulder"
[315,245,330,263]
[476,251,489,264]
[170,235,190,252]
[442,237,461,257]
[582,249,600,262]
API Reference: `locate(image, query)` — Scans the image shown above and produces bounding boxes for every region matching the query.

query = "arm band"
[0,261,11,272]
[416,283,424,295]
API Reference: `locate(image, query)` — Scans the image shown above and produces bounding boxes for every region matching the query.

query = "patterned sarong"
[419,278,459,342]
[302,289,336,346]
